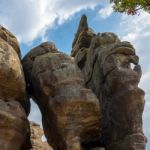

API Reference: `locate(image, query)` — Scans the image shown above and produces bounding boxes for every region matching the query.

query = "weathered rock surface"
[72,15,147,150]
[0,26,30,150]
[0,26,30,114]
[0,15,146,150]
[0,100,30,150]
[30,122,51,150]
[0,25,21,57]
[22,42,102,150]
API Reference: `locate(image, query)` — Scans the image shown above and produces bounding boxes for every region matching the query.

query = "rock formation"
[22,42,102,150]
[30,122,51,150]
[0,14,147,150]
[0,26,30,150]
[71,15,147,150]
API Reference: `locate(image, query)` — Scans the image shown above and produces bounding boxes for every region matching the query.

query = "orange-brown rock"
[22,42,102,150]
[0,26,29,114]
[30,122,52,150]
[0,100,30,150]
[72,15,147,150]
[0,25,21,57]
[0,26,30,150]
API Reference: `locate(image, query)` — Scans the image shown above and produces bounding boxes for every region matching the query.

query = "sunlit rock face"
[0,26,30,150]
[30,122,52,150]
[22,42,102,150]
[0,25,21,58]
[72,15,147,150]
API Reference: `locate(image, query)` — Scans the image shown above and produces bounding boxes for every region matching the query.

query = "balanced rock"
[72,15,147,150]
[22,42,101,150]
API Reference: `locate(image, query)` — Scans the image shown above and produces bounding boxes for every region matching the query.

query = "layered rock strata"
[71,15,147,150]
[0,26,30,150]
[22,42,102,150]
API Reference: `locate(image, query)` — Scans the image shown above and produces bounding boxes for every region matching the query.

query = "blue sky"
[0,0,150,149]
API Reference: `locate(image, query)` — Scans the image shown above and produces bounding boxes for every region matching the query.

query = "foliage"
[110,0,150,15]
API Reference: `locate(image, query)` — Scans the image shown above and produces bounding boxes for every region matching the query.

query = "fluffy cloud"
[0,0,100,43]
[98,4,113,19]
[117,11,150,72]
[120,11,150,43]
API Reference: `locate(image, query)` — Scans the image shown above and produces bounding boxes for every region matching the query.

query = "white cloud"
[98,4,113,19]
[0,0,100,44]
[118,11,150,47]
[122,33,139,42]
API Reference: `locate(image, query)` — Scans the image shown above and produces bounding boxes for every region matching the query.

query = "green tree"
[110,0,150,15]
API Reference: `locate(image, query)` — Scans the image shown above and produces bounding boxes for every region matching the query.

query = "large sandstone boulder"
[0,26,30,149]
[22,42,101,150]
[0,39,25,101]
[72,15,147,150]
[0,26,30,114]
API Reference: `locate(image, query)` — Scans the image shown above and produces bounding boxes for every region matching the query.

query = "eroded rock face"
[0,26,30,114]
[30,122,52,150]
[0,26,30,149]
[0,25,21,58]
[0,16,146,150]
[72,15,147,150]
[0,100,30,150]
[22,42,101,150]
